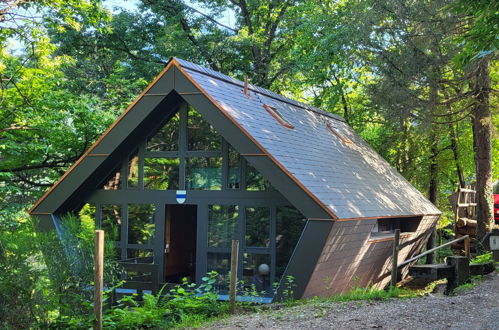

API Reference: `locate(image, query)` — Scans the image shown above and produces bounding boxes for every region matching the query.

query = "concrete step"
[408,264,454,280]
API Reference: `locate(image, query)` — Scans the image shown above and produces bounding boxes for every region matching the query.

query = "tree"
[0,0,113,224]
[451,0,498,244]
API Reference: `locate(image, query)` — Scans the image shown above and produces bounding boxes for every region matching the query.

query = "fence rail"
[397,234,470,268]
[391,230,470,286]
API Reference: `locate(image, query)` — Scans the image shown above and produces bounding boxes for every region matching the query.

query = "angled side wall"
[302,214,439,297]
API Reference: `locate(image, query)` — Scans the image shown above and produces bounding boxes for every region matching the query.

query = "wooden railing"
[391,229,470,286]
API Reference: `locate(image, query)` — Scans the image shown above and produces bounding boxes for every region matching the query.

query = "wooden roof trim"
[336,213,441,222]
[29,60,177,214]
[368,233,413,244]
[174,62,339,220]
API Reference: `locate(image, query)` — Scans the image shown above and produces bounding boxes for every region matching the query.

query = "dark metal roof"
[176,58,440,219]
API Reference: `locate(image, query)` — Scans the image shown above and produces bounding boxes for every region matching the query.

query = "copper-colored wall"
[302,215,439,298]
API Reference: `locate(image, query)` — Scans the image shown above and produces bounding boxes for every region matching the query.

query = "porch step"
[408,264,454,280]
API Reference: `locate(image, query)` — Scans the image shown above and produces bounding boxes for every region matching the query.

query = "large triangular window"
[97,104,274,192]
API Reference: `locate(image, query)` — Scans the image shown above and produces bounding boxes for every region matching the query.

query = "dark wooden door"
[164,204,197,282]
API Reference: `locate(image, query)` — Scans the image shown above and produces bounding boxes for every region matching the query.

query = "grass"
[470,252,494,265]
[325,285,418,302]
[452,275,484,295]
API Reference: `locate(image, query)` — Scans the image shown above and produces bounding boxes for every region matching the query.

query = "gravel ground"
[205,271,499,330]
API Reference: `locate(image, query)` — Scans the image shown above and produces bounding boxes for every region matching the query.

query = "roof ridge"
[174,58,346,123]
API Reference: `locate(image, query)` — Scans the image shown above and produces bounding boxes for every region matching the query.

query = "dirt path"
[206,272,499,330]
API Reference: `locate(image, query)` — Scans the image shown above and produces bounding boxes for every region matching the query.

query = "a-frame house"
[30,58,440,300]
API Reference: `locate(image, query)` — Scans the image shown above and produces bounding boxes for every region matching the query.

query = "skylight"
[263,104,294,129]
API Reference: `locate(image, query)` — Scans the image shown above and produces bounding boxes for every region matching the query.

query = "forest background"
[0,0,497,249]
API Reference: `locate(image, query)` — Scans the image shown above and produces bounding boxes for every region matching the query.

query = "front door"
[164,204,197,283]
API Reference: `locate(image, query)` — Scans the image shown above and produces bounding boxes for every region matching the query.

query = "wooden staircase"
[452,185,477,253]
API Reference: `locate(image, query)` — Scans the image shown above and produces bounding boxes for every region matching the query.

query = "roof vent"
[241,75,252,98]
[263,104,294,129]
[327,122,351,145]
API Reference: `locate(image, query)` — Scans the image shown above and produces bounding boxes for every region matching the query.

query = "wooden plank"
[456,218,477,228]
[458,188,476,193]
[457,203,477,207]
[409,264,453,280]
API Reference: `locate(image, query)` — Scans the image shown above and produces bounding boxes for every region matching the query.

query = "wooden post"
[94,230,104,330]
[391,229,400,287]
[229,239,239,314]
[464,235,470,258]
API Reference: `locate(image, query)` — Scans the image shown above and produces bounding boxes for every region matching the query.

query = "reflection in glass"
[242,253,271,294]
[128,204,156,244]
[147,112,180,151]
[144,158,180,190]
[245,160,272,191]
[186,157,222,190]
[79,203,96,232]
[227,144,240,189]
[187,106,221,150]
[245,207,270,247]
[207,253,231,291]
[276,206,305,280]
[208,205,238,248]
[101,166,121,190]
[101,204,122,241]
[127,153,139,188]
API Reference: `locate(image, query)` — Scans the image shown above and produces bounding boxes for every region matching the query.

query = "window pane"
[245,161,272,191]
[207,252,230,291]
[276,206,305,280]
[79,203,96,229]
[144,158,180,190]
[187,106,221,150]
[186,157,222,190]
[242,253,271,294]
[227,144,240,189]
[101,166,121,190]
[245,207,270,247]
[126,249,153,263]
[101,204,122,242]
[147,112,180,151]
[128,154,139,188]
[128,204,156,244]
[208,205,238,248]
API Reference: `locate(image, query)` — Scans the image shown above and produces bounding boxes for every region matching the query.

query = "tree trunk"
[472,58,493,248]
[426,127,439,264]
[426,63,439,264]
[447,116,466,188]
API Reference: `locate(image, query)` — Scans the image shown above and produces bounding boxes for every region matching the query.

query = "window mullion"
[179,103,187,190]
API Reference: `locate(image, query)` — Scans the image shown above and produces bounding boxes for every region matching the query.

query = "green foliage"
[0,0,498,326]
[471,252,494,265]
[52,271,228,329]
[450,0,498,65]
[0,212,122,328]
[0,219,52,328]
[327,285,417,302]
[452,275,484,295]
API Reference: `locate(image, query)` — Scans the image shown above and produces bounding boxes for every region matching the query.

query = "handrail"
[397,235,469,268]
